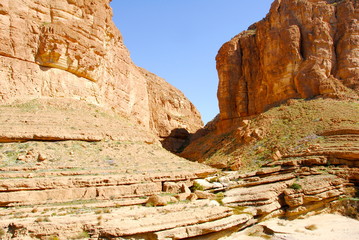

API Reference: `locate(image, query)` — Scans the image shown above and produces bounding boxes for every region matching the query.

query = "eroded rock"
[216,0,358,130]
[0,0,202,141]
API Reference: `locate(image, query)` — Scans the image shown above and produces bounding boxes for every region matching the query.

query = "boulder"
[163,182,181,194]
[195,190,216,200]
[146,195,168,207]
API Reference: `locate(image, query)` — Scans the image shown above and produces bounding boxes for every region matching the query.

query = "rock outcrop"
[191,162,356,221]
[216,0,358,130]
[0,0,202,140]
[0,199,252,240]
[222,168,352,220]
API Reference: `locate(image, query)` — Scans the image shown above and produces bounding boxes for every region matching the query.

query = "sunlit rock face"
[216,0,358,128]
[0,0,202,137]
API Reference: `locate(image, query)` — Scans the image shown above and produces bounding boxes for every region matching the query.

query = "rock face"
[222,168,352,220]
[217,0,358,128]
[0,0,202,139]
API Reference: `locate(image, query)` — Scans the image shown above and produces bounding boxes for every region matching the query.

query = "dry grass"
[305,224,318,231]
[0,139,210,175]
[182,98,359,171]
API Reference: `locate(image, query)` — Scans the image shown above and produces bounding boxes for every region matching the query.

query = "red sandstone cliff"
[217,0,358,130]
[0,0,202,139]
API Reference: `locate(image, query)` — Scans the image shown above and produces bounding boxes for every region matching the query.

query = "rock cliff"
[217,0,358,129]
[182,0,359,166]
[0,0,202,139]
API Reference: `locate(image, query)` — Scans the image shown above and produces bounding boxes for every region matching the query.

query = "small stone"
[209,162,228,169]
[175,193,191,201]
[209,200,220,207]
[239,120,250,127]
[146,195,167,207]
[219,176,230,184]
[272,150,282,161]
[161,195,178,204]
[186,193,198,201]
[37,153,46,162]
[163,182,181,194]
[252,128,264,140]
[212,182,224,189]
[17,155,27,162]
[193,179,214,190]
[180,183,191,194]
[194,190,215,200]
[26,150,33,156]
[230,158,242,171]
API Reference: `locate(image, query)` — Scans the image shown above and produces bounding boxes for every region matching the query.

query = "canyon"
[0,0,358,239]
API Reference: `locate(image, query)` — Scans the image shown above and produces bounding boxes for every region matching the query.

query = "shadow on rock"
[161,128,191,154]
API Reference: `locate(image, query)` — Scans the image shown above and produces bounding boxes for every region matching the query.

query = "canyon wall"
[217,0,358,128]
[0,0,202,138]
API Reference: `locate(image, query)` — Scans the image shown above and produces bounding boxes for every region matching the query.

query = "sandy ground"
[221,214,359,240]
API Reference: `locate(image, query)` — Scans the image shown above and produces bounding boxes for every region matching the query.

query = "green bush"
[191,182,204,191]
[215,192,225,206]
[71,231,89,239]
[290,183,302,190]
[48,236,60,240]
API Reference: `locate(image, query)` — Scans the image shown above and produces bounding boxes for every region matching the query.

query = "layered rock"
[0,0,202,139]
[0,140,215,207]
[0,200,253,240]
[196,165,354,221]
[0,138,356,239]
[216,0,358,129]
[0,138,256,240]
[0,98,156,143]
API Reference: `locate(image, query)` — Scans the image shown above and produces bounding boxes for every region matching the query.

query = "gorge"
[0,0,358,239]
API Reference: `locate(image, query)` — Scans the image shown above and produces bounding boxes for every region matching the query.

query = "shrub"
[94,209,102,214]
[305,224,318,231]
[191,182,204,191]
[103,208,111,213]
[231,206,253,215]
[0,228,5,237]
[72,231,90,239]
[339,198,359,220]
[48,236,60,240]
[290,183,302,190]
[215,192,225,206]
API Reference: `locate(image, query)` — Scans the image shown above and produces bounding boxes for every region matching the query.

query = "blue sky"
[110,1,273,124]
